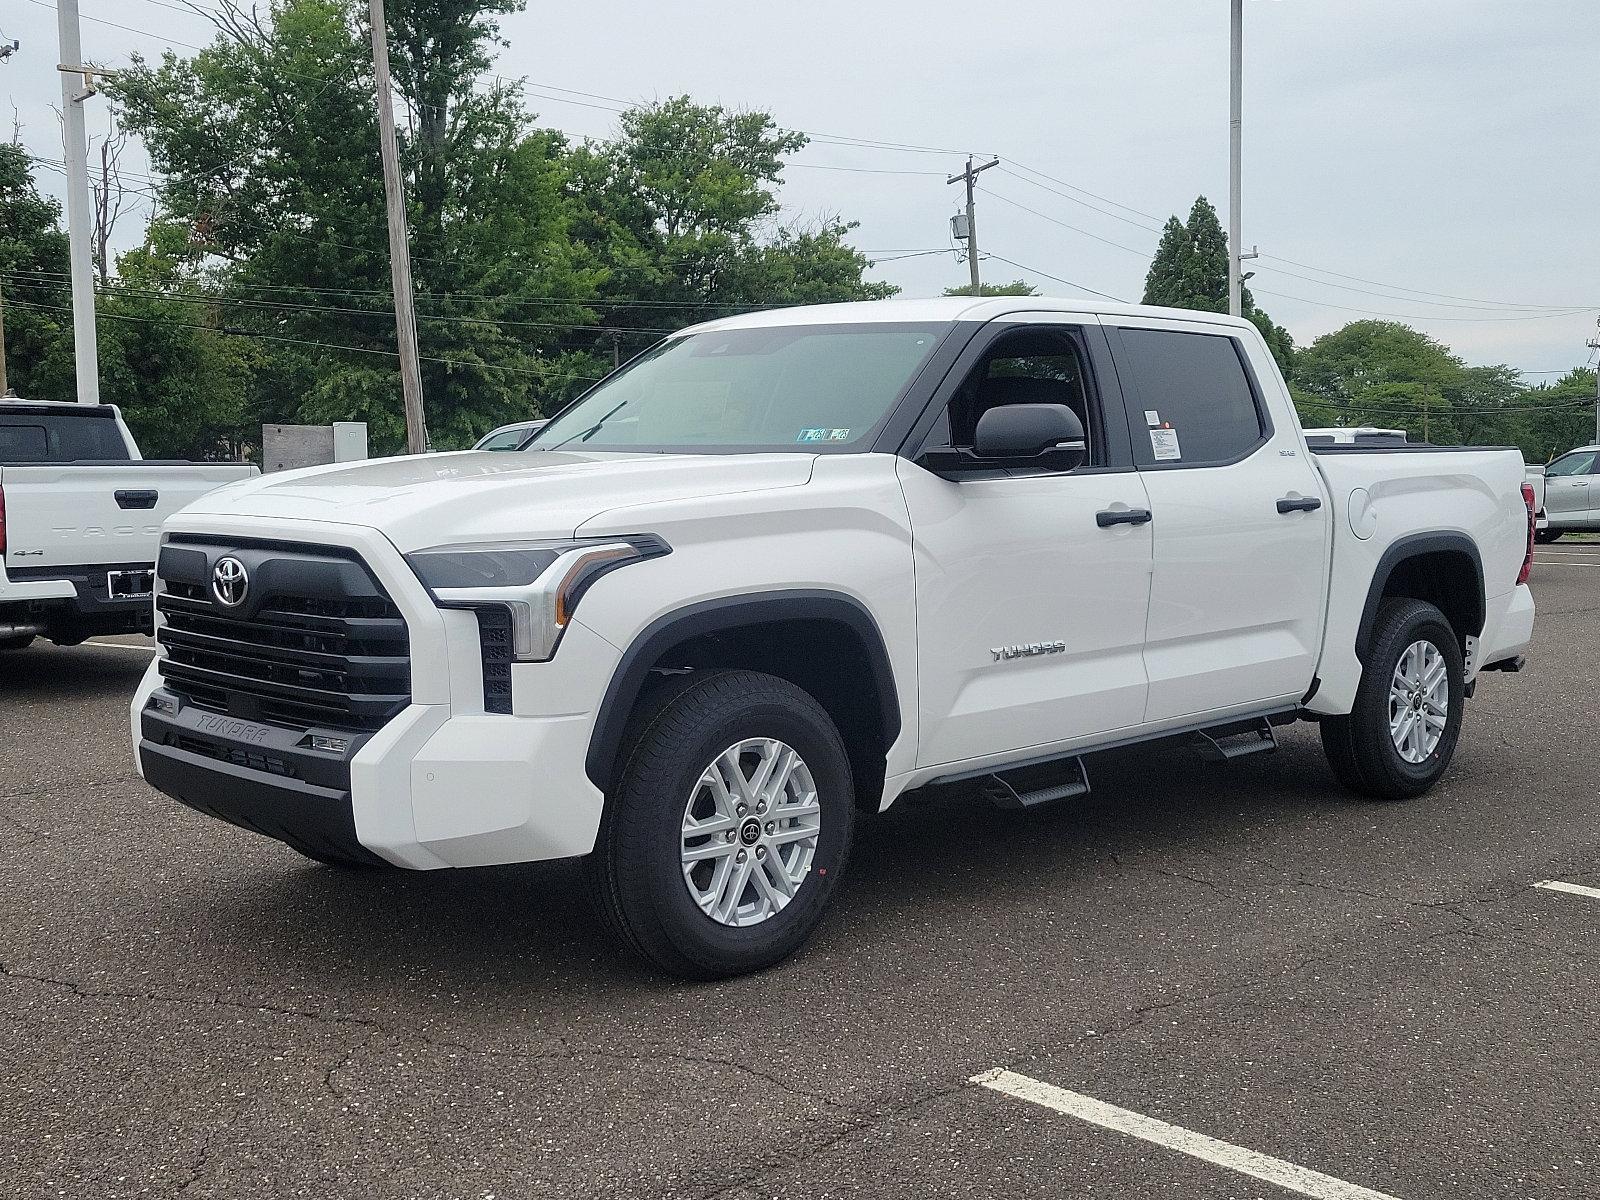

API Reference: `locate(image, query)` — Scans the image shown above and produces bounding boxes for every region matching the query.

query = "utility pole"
[0,280,9,396]
[608,328,621,370]
[56,0,99,404]
[368,0,428,454]
[947,156,999,294]
[1228,0,1244,317]
[1588,318,1600,445]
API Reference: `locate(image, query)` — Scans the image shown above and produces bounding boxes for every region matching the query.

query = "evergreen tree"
[1141,194,1293,373]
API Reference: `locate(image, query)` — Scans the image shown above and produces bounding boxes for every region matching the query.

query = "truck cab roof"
[678,296,1260,336]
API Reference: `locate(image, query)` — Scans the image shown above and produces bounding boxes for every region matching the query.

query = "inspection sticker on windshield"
[827,428,851,441]
[1149,427,1181,460]
[797,428,827,442]
[1144,409,1161,427]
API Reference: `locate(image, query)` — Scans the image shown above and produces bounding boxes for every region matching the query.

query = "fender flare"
[584,589,902,794]
[1354,531,1484,662]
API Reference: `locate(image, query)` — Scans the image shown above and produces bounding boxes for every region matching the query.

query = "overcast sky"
[4,0,1595,376]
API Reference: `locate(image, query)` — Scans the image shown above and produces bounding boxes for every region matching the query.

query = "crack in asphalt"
[0,959,869,1126]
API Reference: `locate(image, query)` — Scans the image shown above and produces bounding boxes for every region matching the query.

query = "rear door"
[1106,318,1330,724]
[897,314,1154,768]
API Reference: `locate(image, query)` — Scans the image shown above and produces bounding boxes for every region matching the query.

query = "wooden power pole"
[947,156,999,294]
[368,0,428,454]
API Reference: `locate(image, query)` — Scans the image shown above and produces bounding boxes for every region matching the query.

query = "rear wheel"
[588,669,855,979]
[1320,598,1464,801]
[1535,529,1562,544]
[0,635,35,652]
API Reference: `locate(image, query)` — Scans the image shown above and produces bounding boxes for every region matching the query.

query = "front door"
[897,317,1154,769]
[1544,450,1596,528]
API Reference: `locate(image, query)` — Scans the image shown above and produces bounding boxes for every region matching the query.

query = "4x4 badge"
[211,556,249,607]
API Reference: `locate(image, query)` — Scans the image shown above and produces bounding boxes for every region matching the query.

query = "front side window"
[1545,451,1596,477]
[1115,328,1265,467]
[529,322,946,454]
[921,326,1102,467]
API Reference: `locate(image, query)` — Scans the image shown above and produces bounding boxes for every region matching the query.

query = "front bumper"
[130,515,618,870]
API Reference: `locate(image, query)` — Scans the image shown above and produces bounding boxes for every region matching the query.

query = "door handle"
[1276,496,1322,514]
[1096,508,1152,528]
[115,489,160,510]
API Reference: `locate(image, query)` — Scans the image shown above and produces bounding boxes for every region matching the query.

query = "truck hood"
[176,450,817,552]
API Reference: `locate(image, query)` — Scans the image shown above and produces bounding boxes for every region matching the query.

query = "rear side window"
[1114,329,1266,467]
[0,414,130,462]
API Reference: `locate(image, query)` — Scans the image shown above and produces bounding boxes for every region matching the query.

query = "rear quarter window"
[1114,329,1267,467]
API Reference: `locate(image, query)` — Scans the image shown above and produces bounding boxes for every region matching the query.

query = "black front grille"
[156,542,411,732]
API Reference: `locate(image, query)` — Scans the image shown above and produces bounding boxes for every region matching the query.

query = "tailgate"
[1,464,255,571]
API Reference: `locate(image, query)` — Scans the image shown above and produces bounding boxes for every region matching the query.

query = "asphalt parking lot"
[3,546,1598,1200]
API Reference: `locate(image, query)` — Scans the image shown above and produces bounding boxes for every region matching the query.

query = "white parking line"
[1534,562,1600,569]
[1533,879,1600,901]
[82,641,158,653]
[971,1069,1404,1200]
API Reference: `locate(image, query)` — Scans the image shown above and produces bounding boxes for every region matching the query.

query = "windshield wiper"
[541,400,628,451]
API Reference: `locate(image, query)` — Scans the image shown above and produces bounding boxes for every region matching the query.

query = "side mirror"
[972,403,1087,472]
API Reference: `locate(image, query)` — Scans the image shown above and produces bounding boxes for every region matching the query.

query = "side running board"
[981,756,1091,810]
[1191,718,1279,762]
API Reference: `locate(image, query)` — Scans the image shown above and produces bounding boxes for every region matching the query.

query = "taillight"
[1517,482,1535,585]
[0,484,7,556]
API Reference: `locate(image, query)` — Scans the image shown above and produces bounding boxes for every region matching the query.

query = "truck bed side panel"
[1307,447,1531,715]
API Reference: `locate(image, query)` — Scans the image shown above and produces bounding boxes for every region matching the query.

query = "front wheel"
[0,635,35,652]
[1534,529,1562,544]
[1320,598,1464,801]
[588,669,856,979]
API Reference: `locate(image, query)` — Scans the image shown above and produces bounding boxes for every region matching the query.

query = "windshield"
[528,322,946,454]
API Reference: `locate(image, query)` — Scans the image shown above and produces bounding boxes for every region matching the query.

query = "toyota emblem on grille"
[211,556,249,607]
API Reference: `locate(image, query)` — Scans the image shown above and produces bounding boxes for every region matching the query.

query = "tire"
[588,669,856,980]
[1535,529,1562,544]
[0,635,35,652]
[1321,598,1464,802]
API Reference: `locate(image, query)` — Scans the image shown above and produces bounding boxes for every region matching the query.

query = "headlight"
[406,535,669,661]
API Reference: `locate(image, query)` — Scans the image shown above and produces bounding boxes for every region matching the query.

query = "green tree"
[1141,195,1293,373]
[1517,368,1598,463]
[112,9,896,452]
[114,0,591,451]
[1289,320,1554,447]
[0,142,72,398]
[563,96,894,373]
[943,280,1038,297]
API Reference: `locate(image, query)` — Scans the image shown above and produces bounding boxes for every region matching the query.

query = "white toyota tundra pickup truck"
[1,399,257,650]
[128,298,1536,978]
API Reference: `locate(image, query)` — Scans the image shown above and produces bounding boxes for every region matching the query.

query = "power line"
[983,190,1155,259]
[24,0,209,52]
[3,296,611,384]
[1251,287,1592,324]
[1256,253,1589,312]
[981,253,1127,303]
[992,166,1165,234]
[1253,262,1594,314]
[0,272,680,333]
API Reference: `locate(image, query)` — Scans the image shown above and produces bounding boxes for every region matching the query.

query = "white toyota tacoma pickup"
[1,399,257,649]
[129,299,1537,978]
